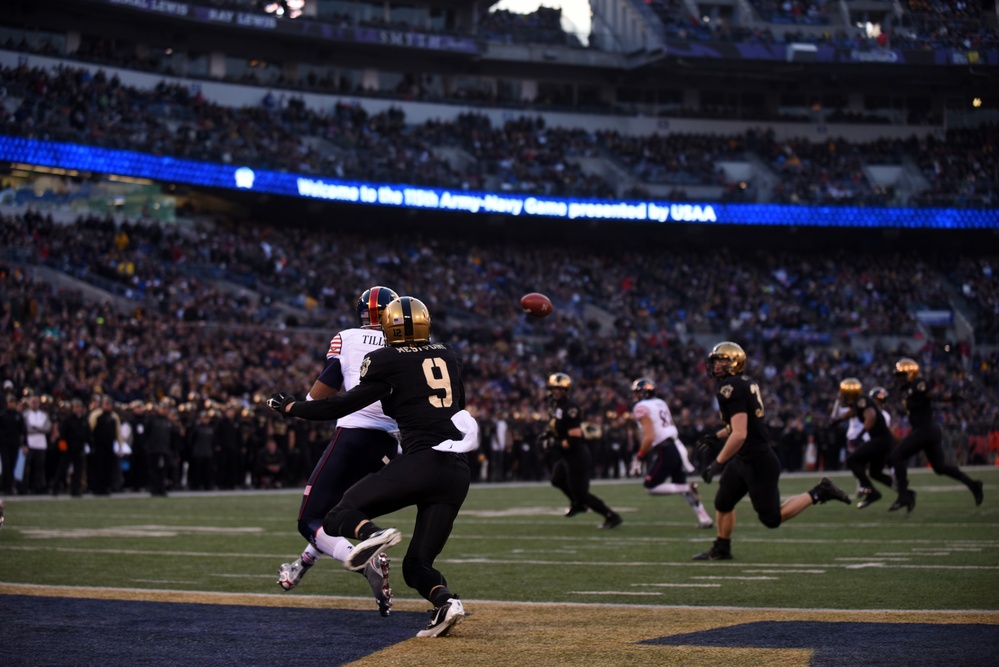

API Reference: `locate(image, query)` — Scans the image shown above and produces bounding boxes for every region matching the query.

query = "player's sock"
[648,482,690,495]
[300,545,320,567]
[314,528,352,562]
[357,521,382,542]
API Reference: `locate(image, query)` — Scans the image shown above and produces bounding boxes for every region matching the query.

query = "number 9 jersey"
[358,341,466,455]
[715,373,773,460]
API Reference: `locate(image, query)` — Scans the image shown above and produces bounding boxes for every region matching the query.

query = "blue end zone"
[640,621,999,666]
[0,594,422,666]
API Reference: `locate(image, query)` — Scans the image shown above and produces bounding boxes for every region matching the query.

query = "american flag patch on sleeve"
[327,334,342,356]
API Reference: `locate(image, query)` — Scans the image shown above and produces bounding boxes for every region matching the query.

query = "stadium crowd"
[0,3,996,496]
[2,63,997,205]
[1,206,997,497]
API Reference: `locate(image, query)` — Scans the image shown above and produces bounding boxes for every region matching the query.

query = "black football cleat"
[565,504,588,517]
[811,477,851,505]
[888,491,917,513]
[598,513,623,529]
[693,545,733,561]
[971,480,984,507]
[857,487,882,509]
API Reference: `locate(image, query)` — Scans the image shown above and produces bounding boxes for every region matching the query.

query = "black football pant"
[890,423,975,495]
[714,449,783,529]
[550,444,614,517]
[846,435,894,491]
[324,449,470,603]
[296,427,398,544]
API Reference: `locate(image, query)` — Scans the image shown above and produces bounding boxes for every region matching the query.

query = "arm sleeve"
[288,380,391,421]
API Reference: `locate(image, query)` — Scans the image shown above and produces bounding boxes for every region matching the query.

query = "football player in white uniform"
[629,377,713,528]
[276,286,402,616]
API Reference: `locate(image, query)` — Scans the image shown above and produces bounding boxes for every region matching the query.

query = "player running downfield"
[629,377,713,528]
[694,341,851,561]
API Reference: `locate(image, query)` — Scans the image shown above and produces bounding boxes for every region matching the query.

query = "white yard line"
[2,544,997,570]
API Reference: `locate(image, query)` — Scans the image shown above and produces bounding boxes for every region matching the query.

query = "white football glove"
[629,455,644,477]
[432,410,480,453]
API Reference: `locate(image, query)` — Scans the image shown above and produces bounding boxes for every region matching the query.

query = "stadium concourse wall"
[0,49,943,145]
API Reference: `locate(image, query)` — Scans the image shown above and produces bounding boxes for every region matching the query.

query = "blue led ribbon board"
[1,136,996,229]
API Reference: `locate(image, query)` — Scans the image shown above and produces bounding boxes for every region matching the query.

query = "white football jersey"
[632,397,680,443]
[324,327,398,432]
[834,404,867,441]
[847,416,866,441]
[633,397,693,472]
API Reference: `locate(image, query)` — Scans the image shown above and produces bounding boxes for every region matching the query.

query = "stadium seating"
[2,62,996,205]
[2,208,996,484]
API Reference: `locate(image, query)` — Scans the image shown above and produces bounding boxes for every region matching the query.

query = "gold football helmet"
[380,296,431,345]
[894,357,920,382]
[547,372,572,390]
[839,378,862,403]
[708,341,746,378]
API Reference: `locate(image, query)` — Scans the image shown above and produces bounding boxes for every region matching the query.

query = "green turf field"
[2,468,996,612]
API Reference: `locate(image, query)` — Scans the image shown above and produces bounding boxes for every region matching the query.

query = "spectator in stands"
[52,398,89,496]
[145,401,177,496]
[255,437,287,489]
[187,410,218,491]
[23,394,52,494]
[87,394,121,496]
[0,393,27,495]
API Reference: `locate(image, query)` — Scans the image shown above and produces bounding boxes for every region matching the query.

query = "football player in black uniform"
[888,357,983,512]
[545,372,622,529]
[835,378,896,509]
[276,286,401,617]
[694,342,851,561]
[267,296,475,638]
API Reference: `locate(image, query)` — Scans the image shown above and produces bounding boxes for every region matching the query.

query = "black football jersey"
[901,379,933,429]
[715,373,772,459]
[358,341,465,455]
[851,395,892,439]
[548,397,582,445]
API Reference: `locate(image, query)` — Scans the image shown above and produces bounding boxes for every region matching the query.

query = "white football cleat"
[277,558,309,591]
[344,528,402,571]
[416,597,465,638]
[363,552,392,617]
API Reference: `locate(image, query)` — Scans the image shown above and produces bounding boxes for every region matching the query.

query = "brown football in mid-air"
[520,292,553,317]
